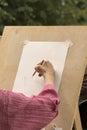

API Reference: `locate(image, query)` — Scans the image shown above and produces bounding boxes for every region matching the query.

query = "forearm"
[44,75,55,86]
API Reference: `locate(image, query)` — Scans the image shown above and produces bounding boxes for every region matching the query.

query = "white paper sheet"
[13,41,69,97]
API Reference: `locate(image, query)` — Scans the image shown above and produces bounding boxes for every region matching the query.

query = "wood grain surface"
[0,36,1,43]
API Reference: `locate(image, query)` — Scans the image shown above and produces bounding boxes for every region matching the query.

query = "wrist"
[44,76,54,86]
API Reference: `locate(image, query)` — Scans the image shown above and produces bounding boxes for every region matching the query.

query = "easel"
[0,26,87,130]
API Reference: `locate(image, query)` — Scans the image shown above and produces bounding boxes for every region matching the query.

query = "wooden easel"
[0,26,87,130]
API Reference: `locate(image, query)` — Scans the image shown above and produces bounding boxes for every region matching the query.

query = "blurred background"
[0,0,87,34]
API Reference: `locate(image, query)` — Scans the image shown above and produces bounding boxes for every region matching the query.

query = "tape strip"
[51,124,62,130]
[65,40,74,47]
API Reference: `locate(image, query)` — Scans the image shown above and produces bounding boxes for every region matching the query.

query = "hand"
[35,60,55,85]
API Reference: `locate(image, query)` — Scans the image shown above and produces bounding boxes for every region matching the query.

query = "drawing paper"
[13,41,69,97]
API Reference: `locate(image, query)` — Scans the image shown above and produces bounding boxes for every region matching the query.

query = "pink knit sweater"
[0,84,60,130]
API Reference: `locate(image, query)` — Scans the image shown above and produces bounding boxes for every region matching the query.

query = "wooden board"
[0,26,87,130]
[74,106,82,130]
[0,36,2,44]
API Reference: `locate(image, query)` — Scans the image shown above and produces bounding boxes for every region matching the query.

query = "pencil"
[32,60,44,77]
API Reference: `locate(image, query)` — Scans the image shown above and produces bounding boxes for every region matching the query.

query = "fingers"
[35,65,46,76]
[34,60,53,77]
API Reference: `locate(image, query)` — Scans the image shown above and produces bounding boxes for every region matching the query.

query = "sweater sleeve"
[0,90,10,129]
[38,84,60,109]
[1,84,60,130]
